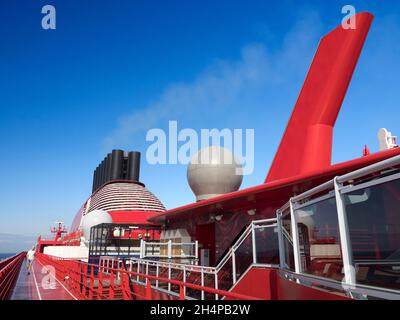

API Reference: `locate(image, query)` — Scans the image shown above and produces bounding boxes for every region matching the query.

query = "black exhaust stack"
[92,150,141,193]
[127,151,141,182]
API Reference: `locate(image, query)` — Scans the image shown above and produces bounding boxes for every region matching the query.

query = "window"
[255,226,280,265]
[344,178,400,290]
[295,197,344,281]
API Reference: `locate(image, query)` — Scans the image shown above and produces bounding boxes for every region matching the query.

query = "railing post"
[183,265,186,297]
[140,240,144,259]
[231,248,237,284]
[109,270,115,300]
[168,240,172,259]
[179,285,185,300]
[145,278,152,300]
[251,222,257,264]
[168,263,171,292]
[137,261,140,282]
[201,269,205,300]
[277,211,286,269]
[289,198,302,275]
[334,177,356,289]
[121,273,128,300]
[156,264,159,288]
[195,241,198,262]
[89,266,94,300]
[98,268,104,300]
[215,272,219,300]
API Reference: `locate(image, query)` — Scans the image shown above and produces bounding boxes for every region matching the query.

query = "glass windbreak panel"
[234,233,253,280]
[282,212,295,271]
[255,226,280,265]
[296,197,344,281]
[218,258,233,291]
[344,178,400,291]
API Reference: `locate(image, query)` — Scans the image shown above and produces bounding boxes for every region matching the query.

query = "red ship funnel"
[266,12,373,183]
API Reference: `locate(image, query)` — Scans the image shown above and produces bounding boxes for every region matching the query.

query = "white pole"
[334,177,356,288]
[251,223,257,264]
[232,248,237,284]
[290,198,302,275]
[168,240,172,259]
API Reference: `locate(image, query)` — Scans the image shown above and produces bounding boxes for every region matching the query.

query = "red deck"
[11,259,76,300]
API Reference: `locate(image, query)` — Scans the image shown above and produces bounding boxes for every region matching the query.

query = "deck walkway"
[11,258,76,300]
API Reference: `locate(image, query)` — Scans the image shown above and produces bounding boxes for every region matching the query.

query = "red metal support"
[109,270,115,300]
[35,253,260,301]
[89,266,94,300]
[179,285,185,300]
[98,269,104,300]
[145,278,152,300]
[266,13,374,182]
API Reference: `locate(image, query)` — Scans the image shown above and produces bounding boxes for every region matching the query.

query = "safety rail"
[277,154,400,300]
[123,218,279,299]
[36,253,259,300]
[0,252,26,300]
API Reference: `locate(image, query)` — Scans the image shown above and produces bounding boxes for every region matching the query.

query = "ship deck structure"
[1,11,400,301]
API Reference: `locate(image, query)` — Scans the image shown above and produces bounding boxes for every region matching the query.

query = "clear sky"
[0,0,399,251]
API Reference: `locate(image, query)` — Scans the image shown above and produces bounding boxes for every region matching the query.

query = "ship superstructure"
[2,12,400,301]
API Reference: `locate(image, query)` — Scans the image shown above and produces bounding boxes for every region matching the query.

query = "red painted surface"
[109,210,161,225]
[230,267,349,300]
[274,272,349,300]
[0,253,25,300]
[196,223,216,265]
[266,12,373,182]
[229,268,276,299]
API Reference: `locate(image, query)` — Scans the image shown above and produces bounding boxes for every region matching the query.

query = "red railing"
[36,253,260,300]
[0,252,26,300]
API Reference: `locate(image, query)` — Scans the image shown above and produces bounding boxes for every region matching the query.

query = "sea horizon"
[0,253,16,260]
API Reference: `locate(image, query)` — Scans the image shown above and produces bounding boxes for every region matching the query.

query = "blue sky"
[0,0,399,251]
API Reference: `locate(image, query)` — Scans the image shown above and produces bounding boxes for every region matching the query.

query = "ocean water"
[0,253,15,260]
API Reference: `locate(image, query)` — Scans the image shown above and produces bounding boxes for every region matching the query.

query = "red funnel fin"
[266,12,373,183]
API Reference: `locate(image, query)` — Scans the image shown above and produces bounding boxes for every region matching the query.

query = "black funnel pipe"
[127,151,140,182]
[111,149,124,180]
[92,169,96,193]
[105,153,112,182]
[100,159,106,186]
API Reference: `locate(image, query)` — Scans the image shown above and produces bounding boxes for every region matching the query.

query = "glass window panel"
[344,178,400,290]
[235,233,253,280]
[255,226,280,265]
[296,197,344,281]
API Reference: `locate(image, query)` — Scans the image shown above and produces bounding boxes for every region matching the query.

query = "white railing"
[99,256,124,279]
[127,218,279,300]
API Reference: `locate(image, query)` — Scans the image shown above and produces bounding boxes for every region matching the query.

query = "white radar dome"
[187,146,243,201]
[81,209,112,242]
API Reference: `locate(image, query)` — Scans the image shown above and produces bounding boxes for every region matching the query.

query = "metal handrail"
[279,269,400,300]
[0,252,26,300]
[125,218,279,299]
[36,252,260,300]
[292,154,400,203]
